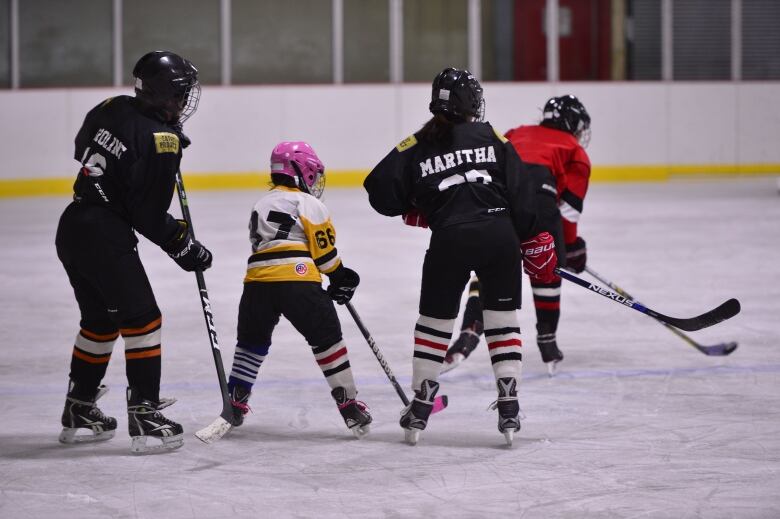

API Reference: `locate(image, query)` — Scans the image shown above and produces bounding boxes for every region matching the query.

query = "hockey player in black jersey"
[55,51,212,453]
[364,67,557,445]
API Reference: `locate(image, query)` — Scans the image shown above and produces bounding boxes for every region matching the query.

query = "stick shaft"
[174,171,233,422]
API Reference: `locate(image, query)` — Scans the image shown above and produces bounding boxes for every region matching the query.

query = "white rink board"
[1,82,780,180]
[0,178,779,518]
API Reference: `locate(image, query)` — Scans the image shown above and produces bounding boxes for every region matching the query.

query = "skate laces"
[231,399,252,415]
[338,398,369,412]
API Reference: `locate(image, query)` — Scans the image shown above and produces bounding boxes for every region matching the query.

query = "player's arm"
[363,137,416,217]
[502,140,538,241]
[560,159,590,272]
[128,131,211,271]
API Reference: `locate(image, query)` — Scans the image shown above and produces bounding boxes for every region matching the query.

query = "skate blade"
[503,429,514,446]
[404,428,420,445]
[440,353,465,374]
[352,424,371,439]
[546,359,562,377]
[195,417,233,444]
[59,427,115,444]
[130,433,183,454]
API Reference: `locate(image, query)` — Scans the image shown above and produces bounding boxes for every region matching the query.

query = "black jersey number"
[267,210,296,240]
[314,228,335,249]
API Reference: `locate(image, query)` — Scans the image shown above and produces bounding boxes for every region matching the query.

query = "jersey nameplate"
[396,135,418,152]
[153,132,180,154]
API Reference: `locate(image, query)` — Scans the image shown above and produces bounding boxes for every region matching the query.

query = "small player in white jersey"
[225,141,371,438]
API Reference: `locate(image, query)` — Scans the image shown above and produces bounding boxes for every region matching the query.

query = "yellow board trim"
[1,165,779,198]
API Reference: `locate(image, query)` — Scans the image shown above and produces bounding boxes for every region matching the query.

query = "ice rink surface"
[1,177,779,518]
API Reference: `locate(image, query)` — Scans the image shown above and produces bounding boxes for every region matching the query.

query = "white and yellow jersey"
[244,185,342,283]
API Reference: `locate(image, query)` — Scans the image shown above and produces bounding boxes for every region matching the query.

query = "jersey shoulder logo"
[396,134,418,152]
[153,132,180,154]
[492,127,508,143]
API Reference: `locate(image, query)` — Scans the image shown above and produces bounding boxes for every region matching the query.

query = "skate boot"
[331,387,372,438]
[127,387,183,454]
[399,379,440,445]
[441,320,484,374]
[59,382,117,444]
[229,384,252,427]
[537,324,563,377]
[489,377,521,446]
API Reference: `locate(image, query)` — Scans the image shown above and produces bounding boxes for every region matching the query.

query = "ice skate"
[127,387,183,454]
[489,377,521,446]
[59,383,117,444]
[538,330,563,377]
[441,321,483,374]
[229,384,252,427]
[331,387,372,438]
[400,379,440,445]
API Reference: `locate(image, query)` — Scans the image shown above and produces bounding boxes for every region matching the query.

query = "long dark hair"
[417,113,457,147]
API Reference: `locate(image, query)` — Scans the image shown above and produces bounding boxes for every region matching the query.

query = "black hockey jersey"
[364,122,537,239]
[71,95,184,247]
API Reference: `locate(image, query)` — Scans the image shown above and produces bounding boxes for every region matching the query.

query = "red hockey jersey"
[504,124,591,244]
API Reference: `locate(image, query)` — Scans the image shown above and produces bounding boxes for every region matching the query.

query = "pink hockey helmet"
[270,141,325,198]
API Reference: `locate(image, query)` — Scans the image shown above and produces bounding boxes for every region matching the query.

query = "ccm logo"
[524,243,554,255]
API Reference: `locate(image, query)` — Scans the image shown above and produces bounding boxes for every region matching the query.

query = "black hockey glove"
[564,236,587,273]
[326,265,360,305]
[163,220,213,272]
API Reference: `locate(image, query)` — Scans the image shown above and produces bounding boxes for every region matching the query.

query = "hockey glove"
[402,209,428,228]
[520,232,558,284]
[326,265,360,305]
[564,237,587,274]
[163,220,213,272]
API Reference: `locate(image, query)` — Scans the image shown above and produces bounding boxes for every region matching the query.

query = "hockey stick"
[554,267,740,332]
[345,302,448,413]
[584,267,737,356]
[173,171,235,444]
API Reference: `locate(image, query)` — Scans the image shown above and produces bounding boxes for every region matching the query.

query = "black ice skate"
[229,385,252,427]
[331,387,372,438]
[537,325,563,377]
[59,382,117,444]
[489,377,521,446]
[441,320,484,374]
[399,379,440,445]
[127,387,183,454]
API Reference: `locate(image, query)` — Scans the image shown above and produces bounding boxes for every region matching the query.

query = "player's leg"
[475,218,524,443]
[403,229,470,440]
[442,277,485,371]
[228,281,279,426]
[102,251,182,453]
[58,265,119,444]
[282,282,371,437]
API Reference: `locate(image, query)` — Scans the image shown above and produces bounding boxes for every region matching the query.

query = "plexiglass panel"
[403,0,468,82]
[344,0,389,83]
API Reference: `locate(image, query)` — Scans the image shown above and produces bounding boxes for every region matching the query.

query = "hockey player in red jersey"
[442,94,592,376]
[364,68,556,445]
[55,51,211,453]
[224,141,372,438]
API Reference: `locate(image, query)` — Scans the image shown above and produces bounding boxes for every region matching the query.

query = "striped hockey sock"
[312,339,357,398]
[122,316,162,402]
[412,315,455,391]
[531,279,561,332]
[228,342,270,390]
[483,309,523,381]
[69,326,119,397]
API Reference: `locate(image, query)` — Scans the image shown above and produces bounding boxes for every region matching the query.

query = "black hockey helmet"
[541,95,591,145]
[133,50,200,124]
[429,67,485,122]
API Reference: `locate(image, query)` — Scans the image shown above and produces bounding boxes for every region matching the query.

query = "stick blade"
[665,298,741,331]
[700,341,738,356]
[195,417,233,444]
